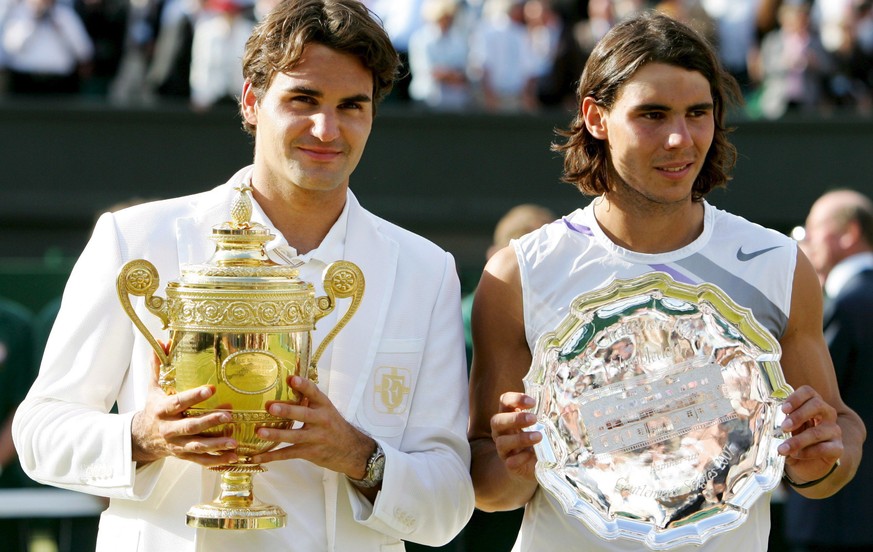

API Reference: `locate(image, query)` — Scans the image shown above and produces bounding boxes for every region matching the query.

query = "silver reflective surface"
[524,272,792,548]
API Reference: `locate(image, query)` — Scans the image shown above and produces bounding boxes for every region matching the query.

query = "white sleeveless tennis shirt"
[512,200,797,551]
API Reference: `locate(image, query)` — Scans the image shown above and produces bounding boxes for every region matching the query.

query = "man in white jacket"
[12,1,474,550]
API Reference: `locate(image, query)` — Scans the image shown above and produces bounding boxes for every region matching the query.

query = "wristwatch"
[349,443,385,489]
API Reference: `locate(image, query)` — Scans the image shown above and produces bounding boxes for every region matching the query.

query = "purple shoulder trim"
[563,217,593,236]
[649,264,695,284]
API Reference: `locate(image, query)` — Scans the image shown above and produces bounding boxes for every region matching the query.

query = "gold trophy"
[117,184,364,530]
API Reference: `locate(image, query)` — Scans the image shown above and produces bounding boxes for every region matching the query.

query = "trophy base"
[186,501,287,530]
[186,462,287,529]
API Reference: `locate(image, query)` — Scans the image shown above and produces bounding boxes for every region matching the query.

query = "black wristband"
[784,459,841,489]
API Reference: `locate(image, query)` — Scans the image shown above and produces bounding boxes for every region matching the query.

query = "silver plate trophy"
[524,272,793,549]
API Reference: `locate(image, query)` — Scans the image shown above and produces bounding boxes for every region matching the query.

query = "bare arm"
[468,246,542,511]
[777,248,866,498]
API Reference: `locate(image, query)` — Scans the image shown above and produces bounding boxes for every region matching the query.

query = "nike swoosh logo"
[736,245,781,262]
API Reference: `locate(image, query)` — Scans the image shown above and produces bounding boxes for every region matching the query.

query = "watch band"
[349,443,385,489]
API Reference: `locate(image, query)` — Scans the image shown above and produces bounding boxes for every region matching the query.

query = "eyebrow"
[634,102,715,112]
[288,86,372,104]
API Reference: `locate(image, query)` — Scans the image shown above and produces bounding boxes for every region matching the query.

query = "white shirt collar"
[248,189,350,267]
[825,251,873,297]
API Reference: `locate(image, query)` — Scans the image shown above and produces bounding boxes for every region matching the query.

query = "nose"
[310,110,340,142]
[666,118,692,149]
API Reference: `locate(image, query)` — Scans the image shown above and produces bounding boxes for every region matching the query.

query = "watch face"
[370,448,386,482]
[351,445,385,488]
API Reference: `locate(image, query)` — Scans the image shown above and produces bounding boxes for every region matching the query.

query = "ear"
[839,220,862,249]
[582,96,608,140]
[241,80,258,127]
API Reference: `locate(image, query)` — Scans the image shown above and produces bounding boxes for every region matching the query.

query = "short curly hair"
[553,11,743,201]
[239,0,400,136]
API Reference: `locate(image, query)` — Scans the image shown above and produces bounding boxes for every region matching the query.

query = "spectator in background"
[859,0,873,58]
[144,0,198,101]
[189,0,256,110]
[757,0,786,36]
[73,0,127,97]
[408,0,473,111]
[462,203,556,367]
[369,0,425,102]
[786,189,873,551]
[754,1,832,118]
[108,0,161,104]
[701,0,762,96]
[0,0,94,96]
[856,0,873,108]
[523,0,562,94]
[540,0,646,108]
[469,0,538,112]
[0,297,34,552]
[654,0,717,46]
[812,0,855,57]
[570,0,618,64]
[818,0,873,111]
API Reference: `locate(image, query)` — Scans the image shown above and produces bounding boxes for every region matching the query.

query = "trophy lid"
[180,183,302,285]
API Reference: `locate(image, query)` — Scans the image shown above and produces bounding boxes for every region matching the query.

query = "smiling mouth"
[301,147,340,154]
[658,164,692,173]
[298,147,343,162]
[655,162,698,177]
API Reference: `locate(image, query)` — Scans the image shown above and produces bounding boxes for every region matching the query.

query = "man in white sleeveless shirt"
[468,11,865,552]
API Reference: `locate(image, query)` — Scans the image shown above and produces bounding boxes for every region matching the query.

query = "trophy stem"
[186,463,287,530]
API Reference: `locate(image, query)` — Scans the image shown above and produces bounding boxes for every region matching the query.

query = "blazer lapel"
[322,192,397,550]
[327,191,398,418]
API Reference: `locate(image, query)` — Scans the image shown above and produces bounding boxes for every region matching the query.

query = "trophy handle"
[310,261,365,382]
[117,259,173,390]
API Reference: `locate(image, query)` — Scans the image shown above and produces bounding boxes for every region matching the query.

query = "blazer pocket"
[358,338,424,438]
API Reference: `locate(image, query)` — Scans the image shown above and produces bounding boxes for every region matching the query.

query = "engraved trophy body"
[116,185,364,530]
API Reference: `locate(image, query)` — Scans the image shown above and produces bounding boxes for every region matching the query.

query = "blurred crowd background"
[1,0,873,119]
[2,1,873,551]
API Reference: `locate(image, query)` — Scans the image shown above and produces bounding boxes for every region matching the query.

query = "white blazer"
[13,167,474,551]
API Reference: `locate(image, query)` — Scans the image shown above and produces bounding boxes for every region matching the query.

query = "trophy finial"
[230,183,254,229]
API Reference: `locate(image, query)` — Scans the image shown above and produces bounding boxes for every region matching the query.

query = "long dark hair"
[553,11,743,200]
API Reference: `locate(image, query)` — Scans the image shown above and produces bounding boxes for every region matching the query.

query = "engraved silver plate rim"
[523,271,793,549]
